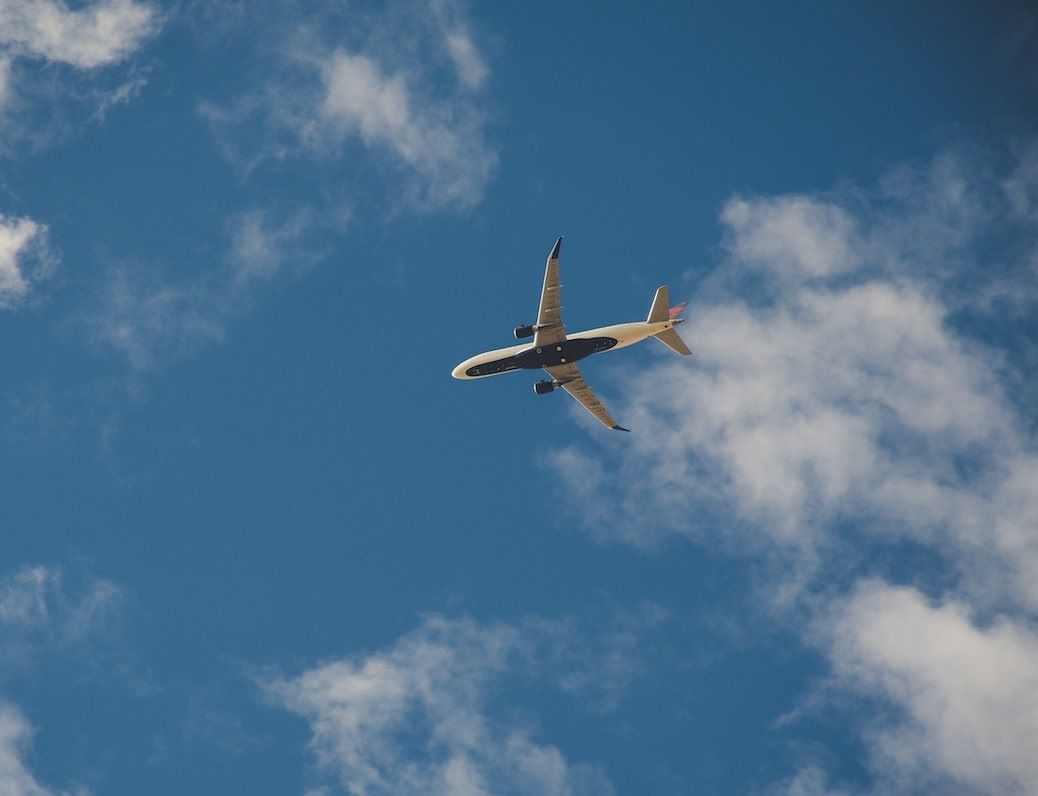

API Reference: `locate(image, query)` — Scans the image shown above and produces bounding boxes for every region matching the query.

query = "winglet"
[612,425,631,432]
[549,236,563,260]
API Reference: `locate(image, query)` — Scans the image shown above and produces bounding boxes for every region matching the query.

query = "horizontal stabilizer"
[655,328,692,356]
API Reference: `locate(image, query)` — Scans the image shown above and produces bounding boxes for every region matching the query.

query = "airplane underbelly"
[459,336,618,378]
[513,336,617,369]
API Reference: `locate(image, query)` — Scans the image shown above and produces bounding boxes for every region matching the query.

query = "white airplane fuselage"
[452,319,682,380]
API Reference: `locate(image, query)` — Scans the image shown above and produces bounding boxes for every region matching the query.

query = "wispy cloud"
[0,564,120,645]
[315,47,494,210]
[200,0,497,212]
[429,0,488,89]
[0,0,158,148]
[264,610,663,795]
[0,213,54,308]
[0,567,51,626]
[0,560,158,700]
[81,1,495,384]
[82,206,336,373]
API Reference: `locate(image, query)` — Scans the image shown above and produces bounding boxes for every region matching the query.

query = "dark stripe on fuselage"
[465,336,617,377]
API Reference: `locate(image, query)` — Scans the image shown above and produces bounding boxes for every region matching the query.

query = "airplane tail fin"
[647,286,692,356]
[646,286,671,323]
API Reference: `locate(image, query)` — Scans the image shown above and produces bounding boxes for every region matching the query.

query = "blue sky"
[1,2,1037,794]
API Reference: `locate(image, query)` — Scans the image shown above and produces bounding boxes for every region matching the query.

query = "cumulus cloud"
[721,195,861,280]
[544,145,1038,791]
[0,214,54,308]
[547,148,1038,611]
[0,0,158,69]
[201,0,496,211]
[264,612,666,795]
[823,582,1038,793]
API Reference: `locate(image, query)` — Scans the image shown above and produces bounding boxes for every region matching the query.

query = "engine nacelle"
[513,324,535,340]
[533,380,557,395]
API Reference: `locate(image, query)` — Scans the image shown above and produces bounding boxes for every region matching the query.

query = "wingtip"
[549,236,563,259]
[612,425,631,432]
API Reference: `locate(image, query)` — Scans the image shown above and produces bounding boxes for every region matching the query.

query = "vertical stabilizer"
[650,286,692,355]
[647,286,670,323]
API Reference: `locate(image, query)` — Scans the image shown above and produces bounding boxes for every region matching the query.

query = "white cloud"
[0,214,53,308]
[721,195,860,279]
[0,703,62,796]
[318,52,412,146]
[823,581,1038,794]
[314,48,494,210]
[202,1,496,212]
[0,0,157,69]
[547,147,1038,611]
[0,1,157,150]
[265,614,640,795]
[544,145,1038,791]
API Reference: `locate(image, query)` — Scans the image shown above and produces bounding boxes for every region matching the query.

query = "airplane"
[452,236,692,431]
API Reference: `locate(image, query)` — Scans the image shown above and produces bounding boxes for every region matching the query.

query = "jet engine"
[513,324,535,340]
[533,380,557,395]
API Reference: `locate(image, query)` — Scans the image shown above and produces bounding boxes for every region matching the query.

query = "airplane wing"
[533,237,565,347]
[545,362,630,432]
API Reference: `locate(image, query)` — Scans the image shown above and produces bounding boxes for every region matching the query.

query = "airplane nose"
[451,360,470,379]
